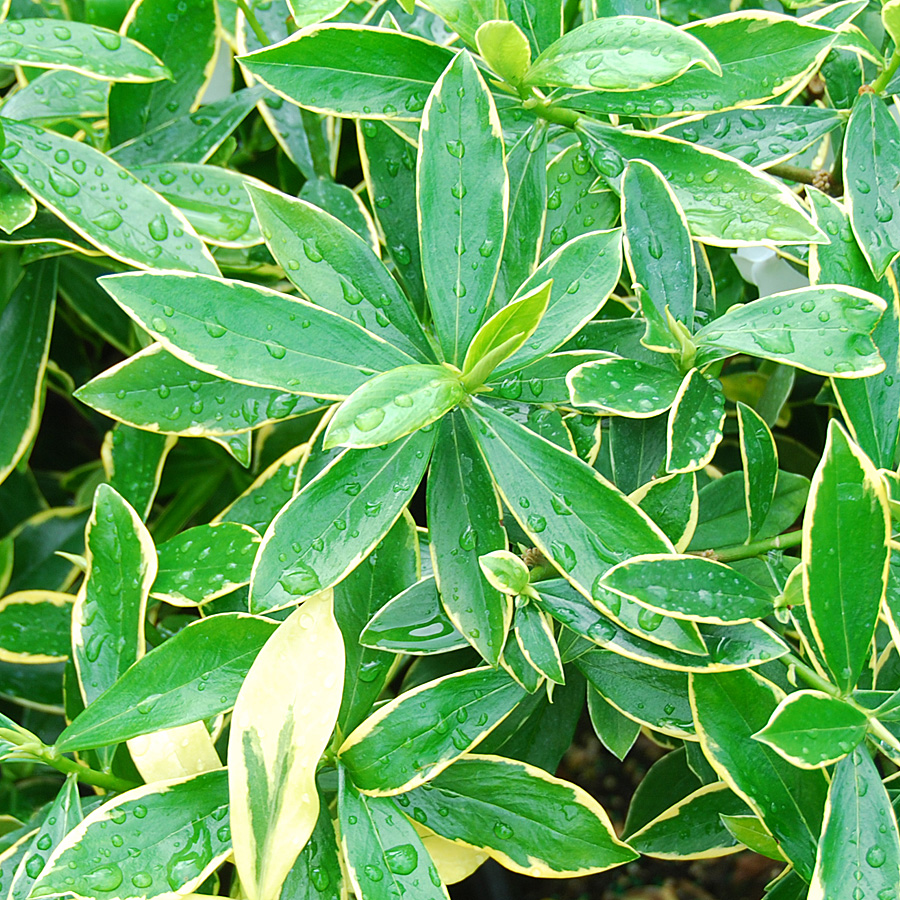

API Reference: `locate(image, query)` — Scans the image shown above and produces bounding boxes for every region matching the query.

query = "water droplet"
[637,607,663,631]
[866,845,886,868]
[384,844,418,876]
[25,854,45,878]
[278,562,322,597]
[354,408,385,432]
[363,865,384,882]
[459,526,476,551]
[85,865,124,892]
[266,341,287,359]
[148,214,169,241]
[205,317,226,338]
[310,866,330,891]
[131,873,153,889]
[94,29,122,51]
[92,210,122,231]
[526,514,547,533]
[446,140,465,158]
[493,822,514,839]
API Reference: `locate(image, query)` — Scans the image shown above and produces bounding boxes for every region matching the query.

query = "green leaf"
[6,507,89,596]
[630,472,698,553]
[737,401,778,541]
[279,798,344,900]
[401,754,636,876]
[809,189,900,470]
[238,25,454,120]
[73,485,156,706]
[719,815,785,861]
[561,11,836,117]
[324,365,463,450]
[603,554,774,624]
[587,687,640,760]
[102,424,175,521]
[76,345,323,439]
[0,260,56,488]
[55,614,277,752]
[360,576,469,656]
[507,0,561,54]
[802,420,890,693]
[99,271,415,399]
[479,550,530,596]
[623,160,695,328]
[0,18,168,82]
[576,649,695,737]
[753,690,868,768]
[229,592,344,900]
[29,770,231,900]
[108,0,217,145]
[524,15,720,91]
[1,69,109,124]
[808,747,900,900]
[844,91,900,279]
[690,669,828,880]
[285,0,350,27]
[694,285,886,377]
[627,782,748,860]
[428,412,509,665]
[338,666,526,795]
[336,514,420,736]
[0,119,218,274]
[462,280,552,388]
[514,603,563,683]
[660,106,843,168]
[107,86,266,168]
[578,119,823,246]
[567,356,683,417]
[131,163,263,248]
[495,229,623,376]
[608,414,668,495]
[418,50,507,366]
[0,591,71,663]
[7,777,81,900]
[338,772,447,900]
[250,428,436,612]
[491,351,613,405]
[475,19,531,86]
[463,400,711,656]
[689,469,809,551]
[666,368,725,473]
[542,145,619,259]
[0,172,36,234]
[246,182,431,361]
[357,119,425,313]
[152,523,260,605]
[622,746,700,838]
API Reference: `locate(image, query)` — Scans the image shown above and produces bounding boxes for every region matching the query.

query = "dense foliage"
[2,0,900,898]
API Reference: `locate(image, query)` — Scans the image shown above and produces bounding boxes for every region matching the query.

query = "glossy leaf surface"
[666,368,725,474]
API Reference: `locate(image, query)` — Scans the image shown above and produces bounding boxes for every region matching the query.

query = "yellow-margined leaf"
[228,590,345,900]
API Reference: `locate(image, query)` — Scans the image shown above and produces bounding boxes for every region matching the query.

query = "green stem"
[526,98,581,130]
[764,162,818,186]
[872,51,900,94]
[236,0,270,46]
[39,747,139,792]
[704,530,803,562]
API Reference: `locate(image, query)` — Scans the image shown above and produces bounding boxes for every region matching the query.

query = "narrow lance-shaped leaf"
[0,18,169,82]
[56,614,278,752]
[630,472,698,553]
[108,0,218,145]
[803,420,889,693]
[602,554,774,624]
[752,690,868,769]
[808,747,900,900]
[29,770,231,900]
[690,669,828,880]
[567,356,683,418]
[338,772,448,900]
[238,25,454,120]
[737,402,778,541]
[0,260,56,488]
[250,428,436,612]
[623,159,695,328]
[428,411,509,665]
[666,368,725,474]
[101,424,175,522]
[402,754,636,876]
[694,285,886,377]
[339,667,526,795]
[0,119,219,275]
[279,798,344,900]
[324,365,463,450]
[246,182,431,361]
[844,91,900,279]
[809,188,900,470]
[418,50,508,366]
[523,15,720,91]
[99,271,416,399]
[229,592,345,900]
[0,592,71,663]
[578,119,823,246]
[72,485,156,706]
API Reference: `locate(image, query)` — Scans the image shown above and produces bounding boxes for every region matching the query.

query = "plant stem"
[872,51,900,94]
[526,98,581,129]
[236,0,270,46]
[764,162,818,186]
[39,747,139,792]
[704,530,803,562]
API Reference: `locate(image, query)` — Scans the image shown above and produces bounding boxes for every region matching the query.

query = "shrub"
[1,0,900,898]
